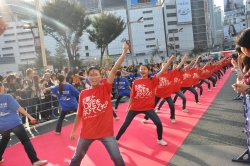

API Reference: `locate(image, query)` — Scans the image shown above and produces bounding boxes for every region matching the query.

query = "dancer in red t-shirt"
[69,43,129,166]
[116,56,176,146]
[173,56,201,105]
[142,54,189,124]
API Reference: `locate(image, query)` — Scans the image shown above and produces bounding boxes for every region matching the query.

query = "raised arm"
[202,58,213,70]
[155,55,175,79]
[190,56,201,69]
[0,16,9,36]
[176,54,189,70]
[107,43,129,84]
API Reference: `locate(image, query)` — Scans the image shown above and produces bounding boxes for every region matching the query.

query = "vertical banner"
[176,0,192,23]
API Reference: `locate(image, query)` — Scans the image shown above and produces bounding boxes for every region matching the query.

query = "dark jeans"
[113,110,118,118]
[173,91,187,109]
[116,110,163,140]
[208,76,216,87]
[193,83,203,96]
[70,136,125,166]
[144,96,175,120]
[181,87,199,103]
[56,110,76,133]
[0,124,39,164]
[200,79,210,89]
[115,95,130,109]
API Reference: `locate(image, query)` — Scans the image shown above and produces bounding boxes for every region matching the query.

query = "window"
[86,53,89,57]
[0,57,15,64]
[145,38,155,41]
[3,53,14,57]
[85,46,89,50]
[19,45,34,48]
[169,37,179,41]
[143,10,152,14]
[144,24,154,28]
[144,17,153,21]
[16,26,23,29]
[145,31,155,34]
[21,58,36,62]
[136,53,146,56]
[2,47,13,50]
[3,33,15,37]
[175,45,180,49]
[18,38,33,42]
[168,21,177,25]
[17,31,31,35]
[8,27,14,30]
[166,5,176,9]
[5,40,15,43]
[20,51,35,55]
[168,29,178,33]
[167,13,177,17]
[146,45,156,48]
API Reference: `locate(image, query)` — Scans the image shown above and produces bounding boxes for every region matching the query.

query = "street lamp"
[126,0,143,66]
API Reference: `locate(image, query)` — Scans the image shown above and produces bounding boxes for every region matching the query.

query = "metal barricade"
[232,95,250,163]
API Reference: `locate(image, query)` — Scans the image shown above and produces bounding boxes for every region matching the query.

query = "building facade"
[0,0,36,76]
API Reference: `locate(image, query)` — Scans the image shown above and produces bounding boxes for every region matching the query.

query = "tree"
[41,0,91,68]
[35,49,53,69]
[87,12,126,67]
[189,47,204,57]
[53,42,68,70]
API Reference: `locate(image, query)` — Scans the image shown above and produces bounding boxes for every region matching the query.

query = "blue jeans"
[69,136,125,166]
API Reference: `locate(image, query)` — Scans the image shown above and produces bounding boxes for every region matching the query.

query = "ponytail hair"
[134,68,138,77]
[116,70,121,85]
[58,75,65,95]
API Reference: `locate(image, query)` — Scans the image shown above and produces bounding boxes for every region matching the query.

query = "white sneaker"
[33,160,48,166]
[208,89,212,92]
[0,159,4,163]
[213,86,216,88]
[200,95,203,98]
[157,139,168,146]
[182,109,189,113]
[155,109,160,113]
[171,119,176,124]
[142,119,147,123]
[115,117,120,121]
[196,102,201,105]
[55,132,60,135]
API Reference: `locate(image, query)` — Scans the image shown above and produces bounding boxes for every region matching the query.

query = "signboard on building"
[130,0,157,5]
[77,0,99,9]
[224,0,244,15]
[223,23,242,40]
[176,0,192,23]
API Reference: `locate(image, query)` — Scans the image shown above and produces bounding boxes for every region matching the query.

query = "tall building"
[162,0,194,56]
[191,0,210,50]
[223,0,246,50]
[214,5,223,31]
[0,0,36,76]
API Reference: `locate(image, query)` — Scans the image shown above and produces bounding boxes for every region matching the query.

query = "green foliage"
[53,42,68,70]
[189,47,204,57]
[35,49,53,69]
[41,0,91,68]
[87,12,126,67]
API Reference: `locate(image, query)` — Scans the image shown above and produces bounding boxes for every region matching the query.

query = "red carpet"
[2,71,231,166]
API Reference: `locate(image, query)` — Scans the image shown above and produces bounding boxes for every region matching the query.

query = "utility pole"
[126,0,135,66]
[35,0,47,70]
[173,32,176,57]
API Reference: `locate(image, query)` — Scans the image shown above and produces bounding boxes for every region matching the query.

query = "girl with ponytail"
[43,75,80,134]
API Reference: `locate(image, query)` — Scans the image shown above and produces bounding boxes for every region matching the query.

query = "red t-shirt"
[130,76,159,111]
[77,79,113,139]
[180,69,194,87]
[155,70,175,98]
[199,68,207,80]
[172,69,182,93]
[192,69,200,85]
